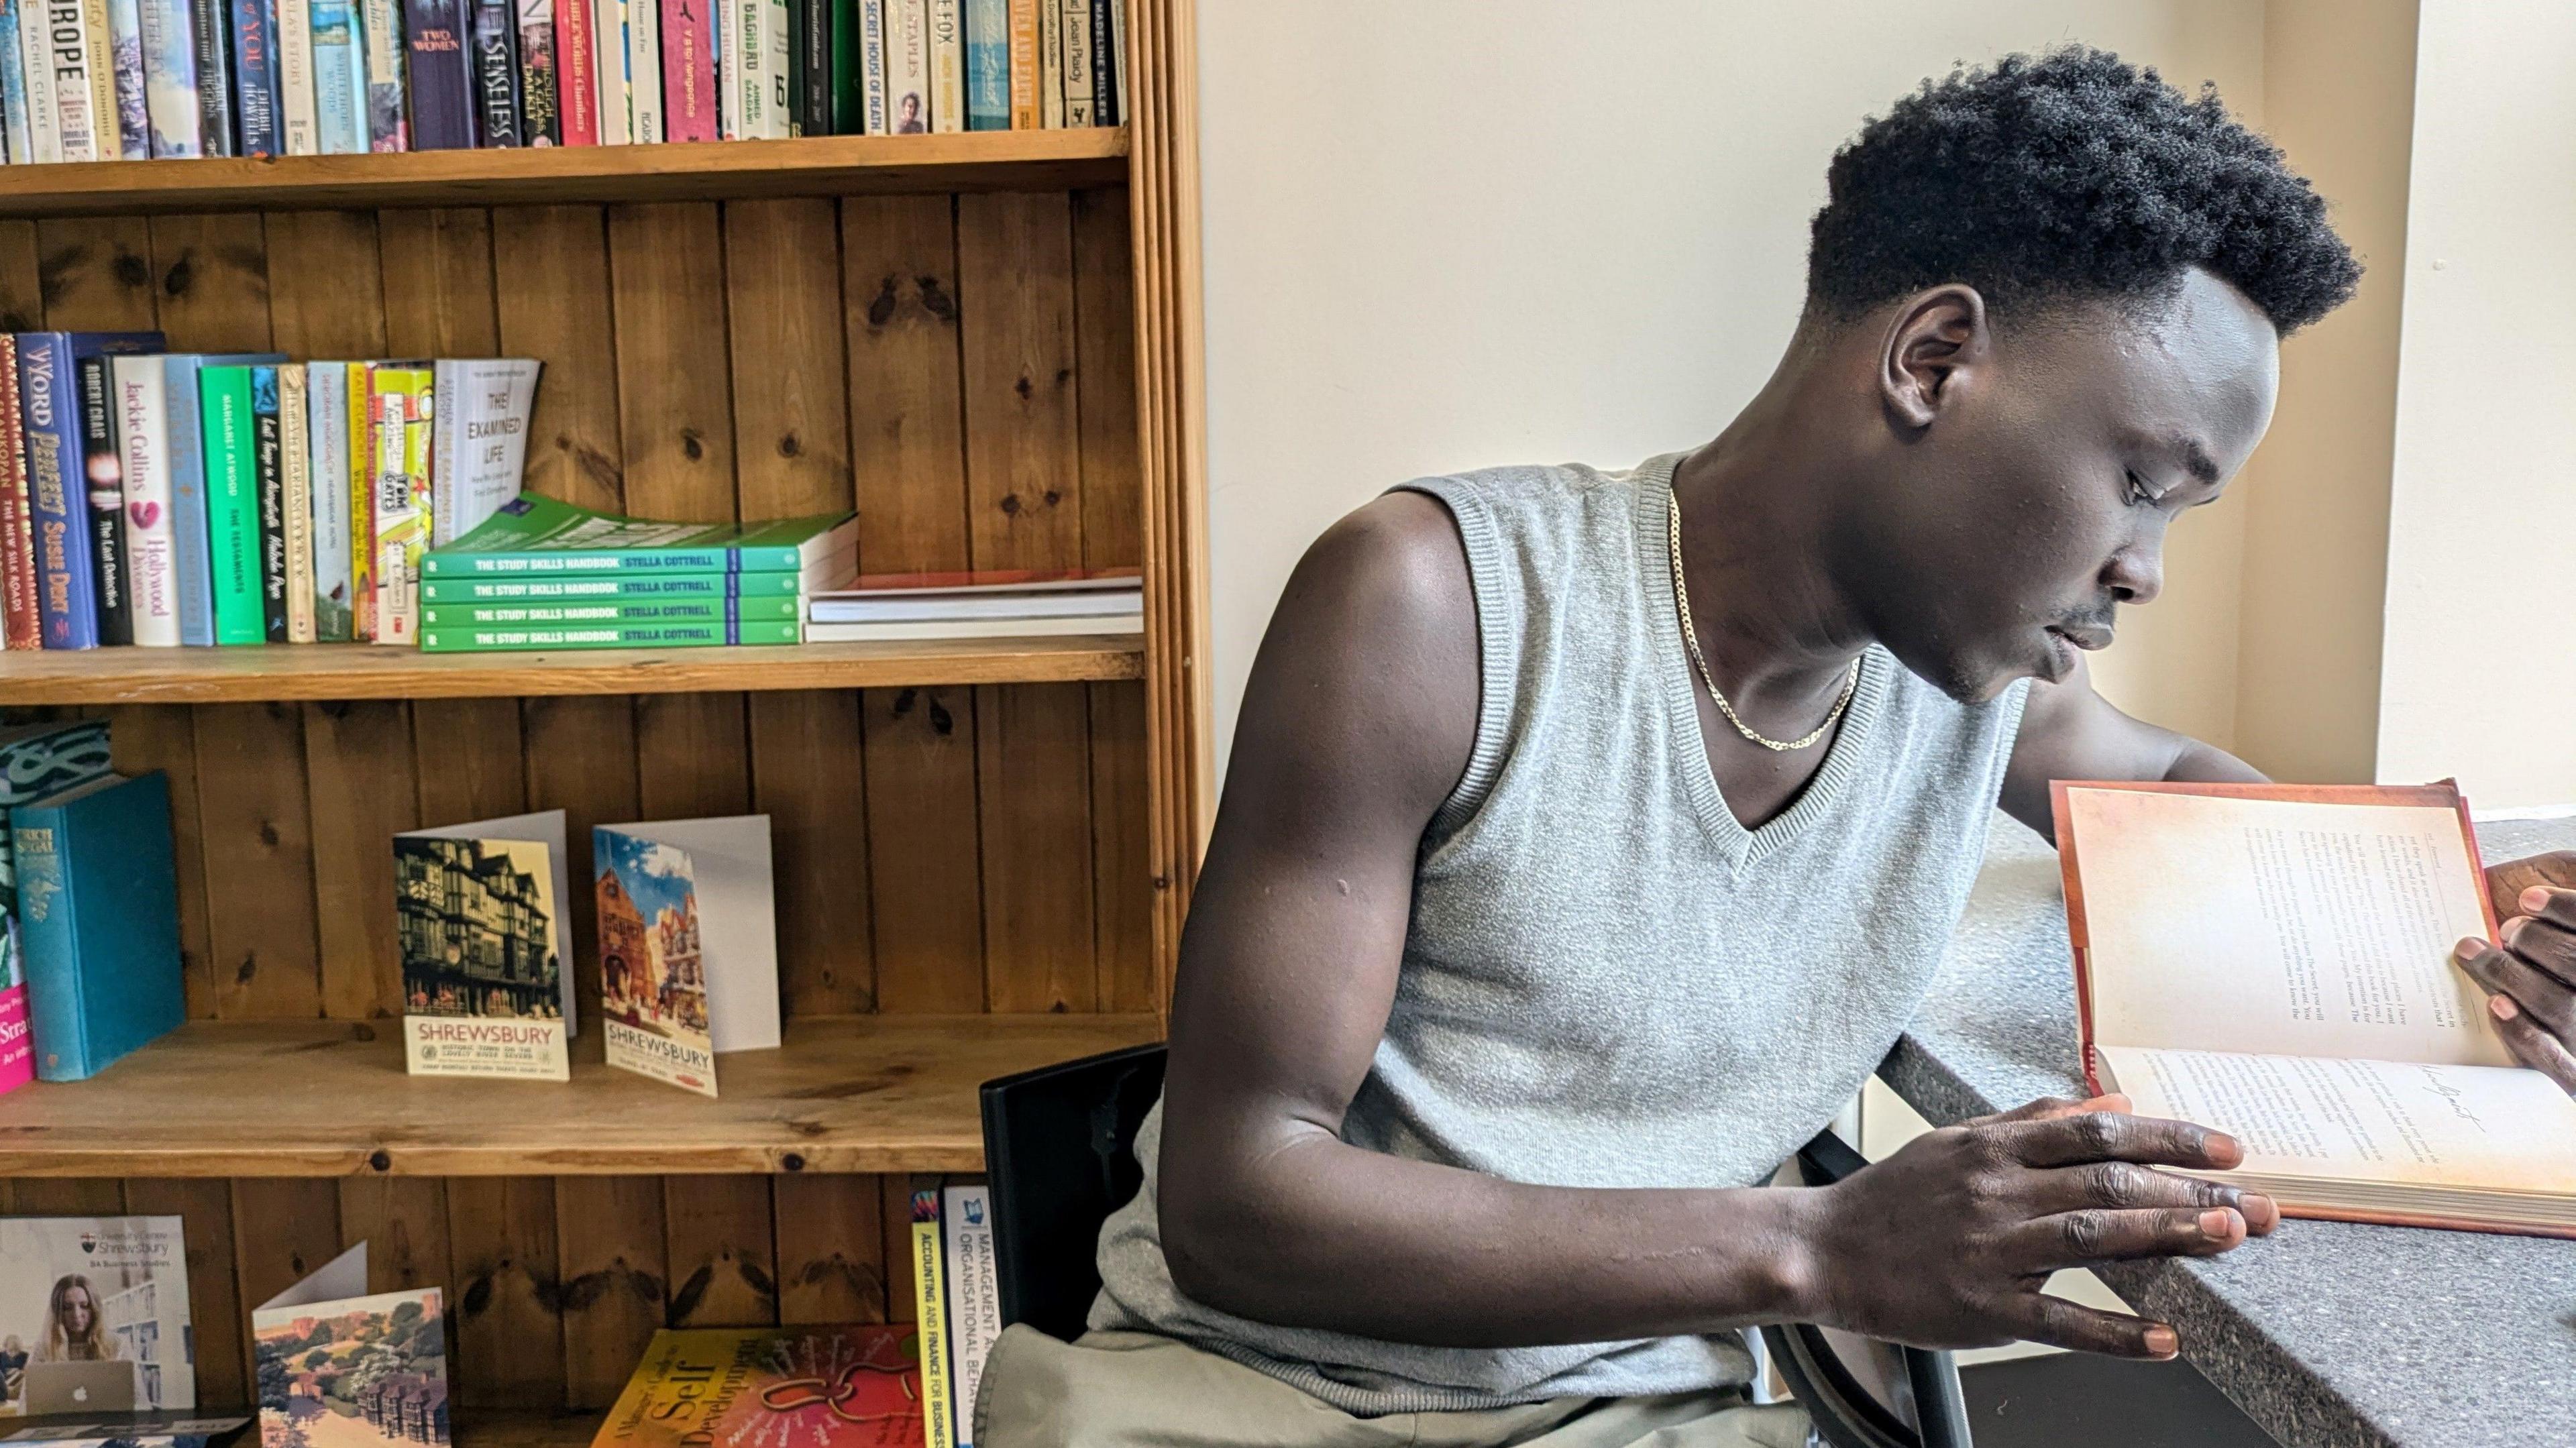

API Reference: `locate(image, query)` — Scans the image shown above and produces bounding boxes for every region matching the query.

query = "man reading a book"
[980,48,2576,1448]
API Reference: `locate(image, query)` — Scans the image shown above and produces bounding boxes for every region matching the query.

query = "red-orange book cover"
[592,1326,926,1448]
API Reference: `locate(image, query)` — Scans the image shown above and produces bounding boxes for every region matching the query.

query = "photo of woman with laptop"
[0,1219,192,1417]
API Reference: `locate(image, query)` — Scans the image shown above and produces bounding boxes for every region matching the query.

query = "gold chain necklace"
[1666,490,1858,753]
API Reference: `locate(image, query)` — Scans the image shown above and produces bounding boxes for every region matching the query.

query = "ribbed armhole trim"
[1391,478,1515,839]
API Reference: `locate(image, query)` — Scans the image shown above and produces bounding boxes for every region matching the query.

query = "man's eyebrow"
[2172,436,2222,486]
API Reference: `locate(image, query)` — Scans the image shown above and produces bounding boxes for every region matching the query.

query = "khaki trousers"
[975,1327,1813,1448]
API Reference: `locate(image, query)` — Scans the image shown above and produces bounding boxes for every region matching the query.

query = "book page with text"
[2101,1044,2576,1192]
[2068,789,2508,1066]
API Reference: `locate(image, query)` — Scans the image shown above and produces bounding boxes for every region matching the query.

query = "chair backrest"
[977,1043,1169,1341]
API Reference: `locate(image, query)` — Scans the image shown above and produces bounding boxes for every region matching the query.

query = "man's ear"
[1878,284,1989,432]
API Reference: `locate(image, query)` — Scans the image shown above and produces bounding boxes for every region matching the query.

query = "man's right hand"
[1789,1095,2277,1359]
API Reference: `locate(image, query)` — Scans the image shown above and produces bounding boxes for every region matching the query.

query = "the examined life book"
[392,810,575,1080]
[2057,779,2576,1238]
[251,1243,445,1448]
[591,1327,924,1448]
[593,816,780,1097]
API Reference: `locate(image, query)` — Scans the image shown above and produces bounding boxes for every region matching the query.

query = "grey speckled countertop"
[1881,813,2576,1448]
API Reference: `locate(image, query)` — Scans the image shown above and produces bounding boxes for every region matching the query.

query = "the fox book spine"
[923,0,955,131]
[404,0,476,146]
[72,355,131,647]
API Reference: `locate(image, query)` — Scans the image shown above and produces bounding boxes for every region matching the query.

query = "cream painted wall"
[2375,1,2576,810]
[1197,3,2271,777]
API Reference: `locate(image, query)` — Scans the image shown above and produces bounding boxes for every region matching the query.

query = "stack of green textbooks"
[417,496,859,653]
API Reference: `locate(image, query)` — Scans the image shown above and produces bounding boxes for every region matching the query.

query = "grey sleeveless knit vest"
[1090,454,2031,1413]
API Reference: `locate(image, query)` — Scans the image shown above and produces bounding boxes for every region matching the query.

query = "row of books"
[803,564,1139,642]
[906,1181,1000,1448]
[0,332,541,650]
[0,719,185,1095]
[0,0,1126,164]
[419,494,855,651]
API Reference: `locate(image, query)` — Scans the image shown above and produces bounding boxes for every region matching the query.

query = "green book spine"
[422,597,801,626]
[828,0,859,131]
[417,618,804,651]
[201,367,267,646]
[421,544,812,576]
[418,571,809,603]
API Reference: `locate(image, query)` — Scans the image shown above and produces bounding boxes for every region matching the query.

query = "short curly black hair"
[1807,47,2359,334]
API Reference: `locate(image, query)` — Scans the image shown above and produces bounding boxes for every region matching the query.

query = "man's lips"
[2047,624,2113,652]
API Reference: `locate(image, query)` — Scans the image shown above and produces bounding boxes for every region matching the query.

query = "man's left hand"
[2457,851,2576,1093]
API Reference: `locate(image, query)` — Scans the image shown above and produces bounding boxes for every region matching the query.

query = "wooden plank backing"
[447,1177,568,1409]
[555,1176,667,1409]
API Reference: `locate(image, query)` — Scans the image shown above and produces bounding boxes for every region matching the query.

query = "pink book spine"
[0,980,33,1095]
[661,0,716,141]
[557,0,600,143]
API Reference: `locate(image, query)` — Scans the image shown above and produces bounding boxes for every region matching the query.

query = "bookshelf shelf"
[0,1013,1163,1177]
[0,634,1145,702]
[0,129,1130,218]
[457,1413,604,1448]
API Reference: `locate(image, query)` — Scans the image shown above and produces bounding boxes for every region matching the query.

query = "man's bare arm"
[1999,653,2265,840]
[1157,494,2268,1356]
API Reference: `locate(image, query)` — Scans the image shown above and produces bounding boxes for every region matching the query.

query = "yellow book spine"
[1004,0,1036,129]
[910,1189,955,1448]
[350,364,375,641]
[78,0,117,158]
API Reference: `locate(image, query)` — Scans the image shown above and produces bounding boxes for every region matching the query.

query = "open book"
[2055,779,2576,1239]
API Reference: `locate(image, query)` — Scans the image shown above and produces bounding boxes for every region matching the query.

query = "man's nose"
[2106,539,2163,606]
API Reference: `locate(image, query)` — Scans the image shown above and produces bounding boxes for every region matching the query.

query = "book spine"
[714,0,739,135]
[201,368,263,645]
[551,0,590,142]
[1082,0,1103,124]
[360,0,404,148]
[310,0,368,150]
[0,974,27,1095]
[45,0,99,160]
[163,358,216,645]
[73,355,129,648]
[370,372,429,646]
[348,362,373,639]
[229,0,278,154]
[1102,0,1116,123]
[21,0,61,161]
[417,618,801,649]
[1030,0,1049,127]
[924,0,954,131]
[757,0,780,135]
[910,1189,957,1448]
[136,0,201,154]
[941,1184,999,1448]
[792,0,820,133]
[186,0,231,152]
[274,0,317,152]
[11,815,87,1082]
[251,366,287,643]
[513,0,553,140]
[777,0,796,130]
[18,339,93,650]
[423,570,806,600]
[114,357,179,647]
[423,542,808,575]
[657,0,708,140]
[1054,0,1081,125]
[850,0,875,132]
[592,0,625,141]
[0,0,34,163]
[998,0,1026,128]
[307,363,351,641]
[280,364,313,643]
[618,0,652,141]
[103,0,147,153]
[469,0,519,144]
[401,0,474,147]
[821,0,846,132]
[958,0,996,129]
[423,596,798,624]
[80,0,119,158]
[881,0,920,131]
[0,340,35,653]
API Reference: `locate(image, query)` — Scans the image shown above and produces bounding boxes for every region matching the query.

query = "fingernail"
[2493,995,2520,1020]
[2524,887,2553,914]
[2198,1208,2233,1237]
[2457,938,2487,960]
[2144,1326,2179,1357]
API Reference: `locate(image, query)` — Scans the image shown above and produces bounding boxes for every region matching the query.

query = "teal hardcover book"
[11,771,184,1082]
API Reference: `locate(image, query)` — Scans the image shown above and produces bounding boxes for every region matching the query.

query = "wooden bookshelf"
[0,1013,1161,1177]
[0,634,1146,703]
[0,130,1130,218]
[455,1412,604,1448]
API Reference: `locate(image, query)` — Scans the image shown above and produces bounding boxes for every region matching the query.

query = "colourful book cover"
[999,0,1027,128]
[394,814,574,1080]
[20,333,164,651]
[111,352,180,647]
[136,0,201,153]
[0,0,32,162]
[200,363,267,645]
[306,361,354,641]
[12,771,184,1083]
[0,337,36,651]
[514,0,555,141]
[250,364,288,641]
[103,0,147,154]
[368,366,431,645]
[594,825,717,1096]
[309,0,368,150]
[468,0,521,144]
[279,363,314,643]
[958,0,998,129]
[167,353,284,647]
[659,0,712,141]
[0,719,111,1096]
[593,1327,924,1448]
[229,0,279,154]
[908,1191,955,1448]
[552,0,592,142]
[424,492,855,575]
[360,0,404,147]
[421,570,808,603]
[74,353,133,647]
[348,360,376,636]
